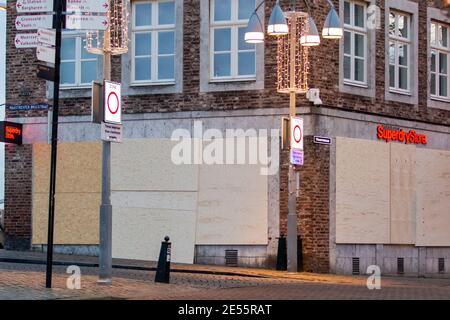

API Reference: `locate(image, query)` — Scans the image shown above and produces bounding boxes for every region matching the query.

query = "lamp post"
[245,0,342,273]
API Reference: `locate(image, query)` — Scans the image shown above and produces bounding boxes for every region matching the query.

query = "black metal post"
[45,0,63,289]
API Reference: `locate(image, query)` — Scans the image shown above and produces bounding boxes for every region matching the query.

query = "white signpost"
[16,0,53,13]
[290,117,304,166]
[36,46,55,64]
[66,0,109,13]
[15,33,38,48]
[15,14,53,30]
[66,15,109,30]
[37,28,56,47]
[103,81,122,125]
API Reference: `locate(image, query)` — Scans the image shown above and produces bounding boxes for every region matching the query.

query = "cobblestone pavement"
[1,262,450,300]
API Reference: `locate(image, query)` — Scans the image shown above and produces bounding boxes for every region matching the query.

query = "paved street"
[1,259,450,300]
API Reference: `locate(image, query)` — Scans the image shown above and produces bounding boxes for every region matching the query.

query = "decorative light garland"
[86,0,129,55]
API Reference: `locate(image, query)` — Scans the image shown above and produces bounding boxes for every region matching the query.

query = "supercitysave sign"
[103,80,122,124]
[0,121,23,145]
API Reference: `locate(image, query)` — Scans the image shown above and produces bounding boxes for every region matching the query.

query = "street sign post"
[103,81,122,124]
[16,0,53,13]
[66,0,109,13]
[37,28,56,47]
[65,15,109,30]
[15,33,38,48]
[313,136,332,145]
[15,14,53,30]
[37,46,55,64]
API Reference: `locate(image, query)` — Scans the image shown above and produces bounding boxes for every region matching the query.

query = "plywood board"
[112,206,196,264]
[195,164,268,245]
[111,139,199,192]
[33,142,102,194]
[390,143,416,244]
[32,192,100,244]
[335,137,390,244]
[416,148,450,246]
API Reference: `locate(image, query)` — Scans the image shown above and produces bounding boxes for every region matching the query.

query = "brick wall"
[4,144,33,250]
[279,136,331,273]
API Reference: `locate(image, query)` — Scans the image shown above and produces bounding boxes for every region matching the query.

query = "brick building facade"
[3,0,450,275]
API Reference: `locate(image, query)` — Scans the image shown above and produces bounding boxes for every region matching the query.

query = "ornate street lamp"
[244,0,343,273]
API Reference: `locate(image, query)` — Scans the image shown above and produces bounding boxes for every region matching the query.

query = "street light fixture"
[246,0,343,44]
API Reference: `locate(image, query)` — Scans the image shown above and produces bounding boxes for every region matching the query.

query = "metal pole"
[287,13,298,273]
[98,26,112,285]
[45,0,63,288]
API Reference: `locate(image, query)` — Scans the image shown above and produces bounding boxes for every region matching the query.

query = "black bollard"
[276,235,287,271]
[155,236,171,283]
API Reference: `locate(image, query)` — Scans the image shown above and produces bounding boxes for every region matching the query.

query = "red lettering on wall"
[376,125,427,145]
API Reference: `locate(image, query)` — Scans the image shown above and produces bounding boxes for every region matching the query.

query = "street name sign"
[37,46,55,64]
[15,33,38,48]
[65,15,109,30]
[101,122,123,143]
[66,0,109,13]
[15,14,53,30]
[16,0,53,13]
[103,81,122,124]
[313,136,332,145]
[290,117,304,151]
[7,104,49,111]
[37,28,56,47]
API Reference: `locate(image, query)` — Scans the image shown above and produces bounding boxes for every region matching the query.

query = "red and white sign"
[290,117,304,151]
[15,33,38,48]
[37,28,56,47]
[15,14,53,30]
[65,14,109,30]
[36,45,55,64]
[16,0,53,13]
[66,0,109,13]
[104,81,122,124]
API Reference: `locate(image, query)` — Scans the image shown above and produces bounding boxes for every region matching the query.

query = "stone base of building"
[4,235,31,251]
[31,245,100,257]
[332,244,450,278]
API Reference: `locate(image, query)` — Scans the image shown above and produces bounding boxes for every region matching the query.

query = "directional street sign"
[37,46,55,64]
[66,0,109,13]
[16,0,53,13]
[15,33,38,48]
[65,15,109,30]
[15,14,53,30]
[37,28,56,47]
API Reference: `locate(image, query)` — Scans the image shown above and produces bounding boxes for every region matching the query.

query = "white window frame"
[388,11,411,95]
[131,0,176,85]
[430,21,450,102]
[343,0,368,86]
[60,33,97,88]
[209,0,256,81]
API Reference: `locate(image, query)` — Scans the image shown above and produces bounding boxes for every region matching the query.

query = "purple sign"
[290,148,304,166]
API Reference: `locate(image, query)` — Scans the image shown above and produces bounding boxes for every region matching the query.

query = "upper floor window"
[343,0,367,85]
[61,35,97,87]
[430,21,449,100]
[388,11,411,94]
[210,0,256,81]
[132,0,176,84]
